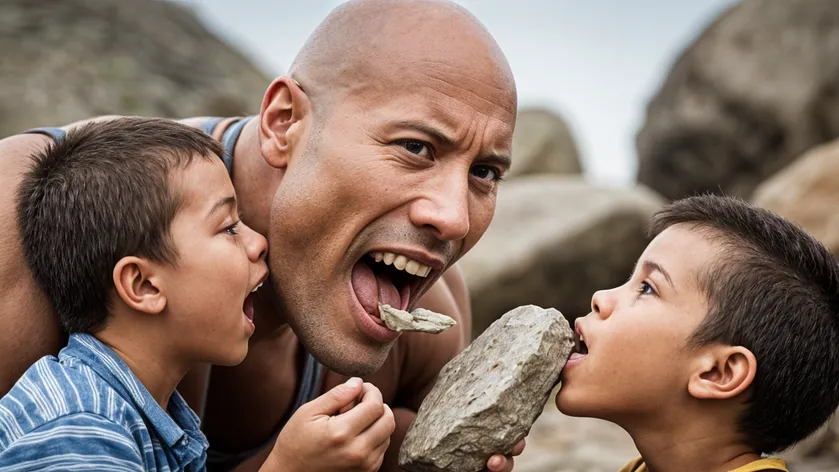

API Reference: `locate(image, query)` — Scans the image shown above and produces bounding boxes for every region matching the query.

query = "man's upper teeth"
[251,282,263,293]
[370,252,432,277]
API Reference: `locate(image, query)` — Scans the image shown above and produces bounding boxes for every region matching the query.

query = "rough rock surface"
[0,0,271,138]
[636,0,839,201]
[752,137,839,255]
[399,305,575,472]
[459,176,663,337]
[378,304,456,334]
[509,108,582,178]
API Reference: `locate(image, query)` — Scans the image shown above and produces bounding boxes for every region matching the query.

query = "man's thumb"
[306,377,363,415]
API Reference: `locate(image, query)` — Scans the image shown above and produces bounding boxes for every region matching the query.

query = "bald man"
[0,1,521,470]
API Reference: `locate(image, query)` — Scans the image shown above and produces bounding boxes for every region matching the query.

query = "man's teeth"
[251,282,263,293]
[369,252,432,277]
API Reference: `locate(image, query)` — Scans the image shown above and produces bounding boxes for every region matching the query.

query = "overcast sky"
[173,0,737,186]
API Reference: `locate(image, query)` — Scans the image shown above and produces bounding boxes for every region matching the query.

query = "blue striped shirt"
[0,333,208,471]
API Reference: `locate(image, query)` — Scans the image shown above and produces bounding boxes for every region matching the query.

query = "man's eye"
[470,165,500,182]
[399,140,430,157]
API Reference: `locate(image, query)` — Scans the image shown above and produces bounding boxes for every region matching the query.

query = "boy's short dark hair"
[650,194,839,454]
[17,117,224,334]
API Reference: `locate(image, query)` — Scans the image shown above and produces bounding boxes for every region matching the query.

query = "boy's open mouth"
[575,331,589,355]
[243,277,266,323]
[567,324,589,366]
[351,251,435,323]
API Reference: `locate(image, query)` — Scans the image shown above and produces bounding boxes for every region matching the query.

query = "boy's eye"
[637,281,655,296]
[225,221,240,236]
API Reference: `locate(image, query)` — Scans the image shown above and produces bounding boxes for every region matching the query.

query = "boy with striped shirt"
[0,118,394,471]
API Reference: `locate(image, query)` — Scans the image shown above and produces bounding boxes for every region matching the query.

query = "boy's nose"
[242,223,268,262]
[591,289,616,319]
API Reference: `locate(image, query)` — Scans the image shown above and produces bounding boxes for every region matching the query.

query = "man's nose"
[591,288,617,320]
[408,176,470,241]
[241,223,268,262]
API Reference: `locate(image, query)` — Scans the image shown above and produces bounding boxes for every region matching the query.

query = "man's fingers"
[485,438,525,471]
[512,438,526,456]
[303,377,364,416]
[486,454,514,472]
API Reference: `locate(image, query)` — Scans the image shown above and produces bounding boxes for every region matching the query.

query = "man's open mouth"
[351,251,435,318]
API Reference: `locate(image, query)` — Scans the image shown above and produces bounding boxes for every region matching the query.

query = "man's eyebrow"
[391,120,456,148]
[643,260,675,290]
[477,154,512,172]
[207,195,237,219]
[391,120,512,172]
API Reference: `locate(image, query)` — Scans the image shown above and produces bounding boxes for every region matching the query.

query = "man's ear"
[112,256,166,315]
[688,345,757,400]
[258,76,311,169]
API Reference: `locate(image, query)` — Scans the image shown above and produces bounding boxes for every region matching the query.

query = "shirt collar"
[61,334,208,461]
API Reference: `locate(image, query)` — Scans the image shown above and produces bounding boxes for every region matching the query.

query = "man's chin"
[306,339,393,377]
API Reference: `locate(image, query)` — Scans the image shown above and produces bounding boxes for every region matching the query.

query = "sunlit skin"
[0,1,523,470]
[557,225,761,472]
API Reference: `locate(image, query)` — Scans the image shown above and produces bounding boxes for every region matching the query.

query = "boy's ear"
[112,256,167,315]
[688,345,757,400]
[258,76,311,169]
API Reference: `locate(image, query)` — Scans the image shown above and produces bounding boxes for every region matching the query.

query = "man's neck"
[621,406,760,472]
[230,117,283,240]
[230,117,291,338]
[95,322,191,410]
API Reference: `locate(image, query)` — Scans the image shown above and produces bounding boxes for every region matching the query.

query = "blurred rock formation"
[0,0,271,138]
[460,176,663,338]
[637,0,839,201]
[509,108,582,178]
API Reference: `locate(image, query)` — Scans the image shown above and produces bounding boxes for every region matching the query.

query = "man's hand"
[263,378,395,472]
[486,439,526,472]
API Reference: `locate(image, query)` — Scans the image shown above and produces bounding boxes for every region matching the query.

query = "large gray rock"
[460,176,663,337]
[637,0,839,201]
[0,0,271,137]
[752,138,839,255]
[399,305,575,472]
[509,108,582,178]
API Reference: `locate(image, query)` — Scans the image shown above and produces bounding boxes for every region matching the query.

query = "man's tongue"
[352,260,403,315]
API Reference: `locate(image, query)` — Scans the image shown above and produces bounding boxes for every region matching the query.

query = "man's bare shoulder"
[0,133,54,174]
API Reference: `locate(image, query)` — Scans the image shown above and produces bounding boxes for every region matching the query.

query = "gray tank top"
[23,118,325,471]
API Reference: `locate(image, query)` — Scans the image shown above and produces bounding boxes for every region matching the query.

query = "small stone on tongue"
[351,261,402,315]
[378,304,456,334]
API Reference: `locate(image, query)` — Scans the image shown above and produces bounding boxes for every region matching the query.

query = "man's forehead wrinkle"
[415,59,515,110]
[420,75,515,122]
[417,59,512,86]
[409,86,514,156]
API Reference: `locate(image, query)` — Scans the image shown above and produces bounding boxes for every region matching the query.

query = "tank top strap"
[220,116,255,176]
[22,127,66,145]
[199,117,226,137]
